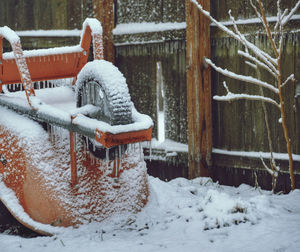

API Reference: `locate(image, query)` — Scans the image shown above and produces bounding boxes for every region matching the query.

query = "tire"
[76,60,132,126]
[75,60,132,159]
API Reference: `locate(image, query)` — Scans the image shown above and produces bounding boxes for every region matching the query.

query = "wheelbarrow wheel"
[75,60,133,159]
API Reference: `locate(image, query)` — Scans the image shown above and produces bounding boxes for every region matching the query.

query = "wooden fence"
[0,0,299,190]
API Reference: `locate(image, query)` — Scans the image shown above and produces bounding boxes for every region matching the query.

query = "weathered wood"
[115,0,185,24]
[93,0,114,62]
[186,0,212,178]
[115,41,187,145]
[211,32,300,156]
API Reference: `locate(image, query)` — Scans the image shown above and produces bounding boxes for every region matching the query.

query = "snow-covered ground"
[1,176,299,252]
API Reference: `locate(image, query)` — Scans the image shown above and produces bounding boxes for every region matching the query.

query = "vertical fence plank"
[186,0,212,178]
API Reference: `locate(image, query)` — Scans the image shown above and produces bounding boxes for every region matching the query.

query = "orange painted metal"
[1,52,82,84]
[95,127,153,149]
[0,36,2,94]
[0,21,103,105]
[0,125,149,235]
[0,20,152,234]
[70,131,78,186]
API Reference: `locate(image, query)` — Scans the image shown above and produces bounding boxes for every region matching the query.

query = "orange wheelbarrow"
[0,18,152,235]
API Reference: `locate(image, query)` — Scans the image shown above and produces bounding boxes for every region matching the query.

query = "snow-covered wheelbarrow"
[0,18,152,235]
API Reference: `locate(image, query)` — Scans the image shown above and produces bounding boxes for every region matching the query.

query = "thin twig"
[281,74,295,88]
[213,93,280,108]
[282,0,300,26]
[238,50,278,77]
[258,0,279,57]
[190,0,278,67]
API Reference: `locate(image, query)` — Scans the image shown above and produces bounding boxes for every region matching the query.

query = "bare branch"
[245,61,257,69]
[282,0,300,26]
[258,0,280,57]
[214,93,280,108]
[238,50,278,77]
[222,81,231,94]
[228,10,248,53]
[250,0,267,30]
[275,7,288,31]
[204,58,279,94]
[281,74,296,88]
[190,0,278,67]
[260,155,278,177]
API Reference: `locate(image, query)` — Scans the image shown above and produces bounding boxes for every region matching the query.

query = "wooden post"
[186,0,212,178]
[93,0,114,63]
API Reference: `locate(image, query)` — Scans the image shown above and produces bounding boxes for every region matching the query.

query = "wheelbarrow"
[0,18,152,235]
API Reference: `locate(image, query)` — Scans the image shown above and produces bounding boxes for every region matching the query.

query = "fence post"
[186,0,212,178]
[93,0,114,63]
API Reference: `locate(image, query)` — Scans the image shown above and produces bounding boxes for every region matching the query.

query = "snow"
[3,45,83,60]
[149,139,188,153]
[205,58,279,94]
[212,148,300,162]
[16,30,81,37]
[113,22,186,35]
[211,14,300,27]
[0,102,299,251]
[0,26,20,44]
[1,176,300,252]
[75,60,130,101]
[0,105,148,234]
[0,179,67,236]
[11,14,300,39]
[82,18,102,35]
[0,84,153,135]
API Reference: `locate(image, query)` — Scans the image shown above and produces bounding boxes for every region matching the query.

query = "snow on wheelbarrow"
[0,18,153,235]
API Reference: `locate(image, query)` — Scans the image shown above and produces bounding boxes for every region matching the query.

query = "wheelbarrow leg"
[70,131,77,186]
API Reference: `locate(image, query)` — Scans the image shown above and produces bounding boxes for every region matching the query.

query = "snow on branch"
[204,58,279,94]
[238,50,279,77]
[213,82,281,109]
[190,0,278,68]
[282,1,300,26]
[260,155,279,177]
[281,74,296,88]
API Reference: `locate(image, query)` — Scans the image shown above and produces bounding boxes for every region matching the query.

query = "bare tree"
[190,0,300,190]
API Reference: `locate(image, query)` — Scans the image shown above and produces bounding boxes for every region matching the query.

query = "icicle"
[50,125,54,142]
[127,144,131,153]
[89,152,93,165]
[46,123,50,134]
[106,148,109,169]
[85,137,89,148]
[92,155,95,166]
[118,145,122,166]
[149,141,152,162]
[139,142,142,161]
